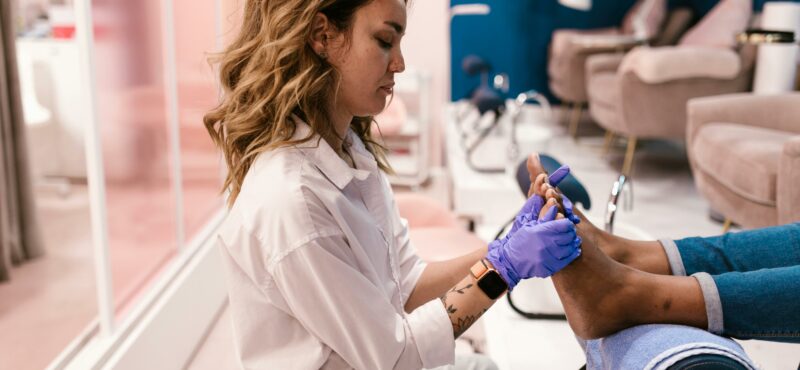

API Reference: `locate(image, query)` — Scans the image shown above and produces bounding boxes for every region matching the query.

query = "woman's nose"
[390,51,405,73]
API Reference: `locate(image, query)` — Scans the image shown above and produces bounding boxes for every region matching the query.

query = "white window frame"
[46,0,231,368]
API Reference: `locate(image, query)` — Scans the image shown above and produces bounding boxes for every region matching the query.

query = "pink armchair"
[585,0,756,176]
[687,93,800,229]
[394,193,485,261]
[548,1,694,137]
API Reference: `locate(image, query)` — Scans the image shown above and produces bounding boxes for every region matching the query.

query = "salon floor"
[186,108,800,369]
[0,123,222,370]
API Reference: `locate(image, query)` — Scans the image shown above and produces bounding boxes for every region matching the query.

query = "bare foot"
[536,198,707,339]
[551,234,641,338]
[534,193,639,338]
[533,165,707,339]
[525,155,665,271]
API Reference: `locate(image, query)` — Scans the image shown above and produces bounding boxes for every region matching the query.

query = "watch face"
[478,270,508,300]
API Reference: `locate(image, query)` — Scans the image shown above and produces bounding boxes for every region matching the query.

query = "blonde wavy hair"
[204,0,402,207]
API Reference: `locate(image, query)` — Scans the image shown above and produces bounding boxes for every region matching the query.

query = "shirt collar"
[290,115,375,190]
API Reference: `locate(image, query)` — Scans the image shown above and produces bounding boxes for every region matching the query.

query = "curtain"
[0,0,44,282]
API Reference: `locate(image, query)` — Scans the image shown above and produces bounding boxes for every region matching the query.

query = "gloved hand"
[502,165,576,246]
[559,194,581,225]
[486,206,582,290]
[548,165,570,187]
[544,165,581,224]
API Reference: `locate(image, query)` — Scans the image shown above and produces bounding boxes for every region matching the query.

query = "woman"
[203,1,581,369]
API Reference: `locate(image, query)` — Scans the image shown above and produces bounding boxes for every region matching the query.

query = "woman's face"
[326,0,407,117]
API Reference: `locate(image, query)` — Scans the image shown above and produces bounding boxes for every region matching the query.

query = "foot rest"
[515,154,591,210]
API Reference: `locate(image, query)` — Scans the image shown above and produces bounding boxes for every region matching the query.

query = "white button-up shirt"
[216,118,455,369]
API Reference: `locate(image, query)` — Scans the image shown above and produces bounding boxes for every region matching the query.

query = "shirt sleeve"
[384,177,428,305]
[269,234,455,370]
[394,216,428,304]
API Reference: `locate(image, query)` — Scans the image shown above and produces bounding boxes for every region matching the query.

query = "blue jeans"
[661,223,800,343]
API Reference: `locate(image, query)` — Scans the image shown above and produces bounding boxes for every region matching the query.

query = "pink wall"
[404,0,449,166]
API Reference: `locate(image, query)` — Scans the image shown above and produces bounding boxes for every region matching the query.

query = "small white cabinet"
[16,38,87,179]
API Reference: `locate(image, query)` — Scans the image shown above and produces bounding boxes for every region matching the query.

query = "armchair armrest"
[778,136,800,224]
[687,93,800,146]
[585,53,627,76]
[550,28,621,60]
[784,136,800,157]
[571,34,646,51]
[619,46,741,84]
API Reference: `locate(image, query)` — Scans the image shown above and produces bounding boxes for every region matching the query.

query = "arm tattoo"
[440,282,488,337]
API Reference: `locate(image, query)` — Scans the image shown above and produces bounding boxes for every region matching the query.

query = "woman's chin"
[357,103,387,117]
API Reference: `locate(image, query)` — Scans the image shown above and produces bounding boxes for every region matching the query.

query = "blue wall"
[450,0,796,103]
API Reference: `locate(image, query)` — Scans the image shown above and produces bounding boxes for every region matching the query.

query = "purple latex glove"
[559,194,581,225]
[548,165,570,187]
[547,165,580,225]
[500,165,576,246]
[487,207,582,290]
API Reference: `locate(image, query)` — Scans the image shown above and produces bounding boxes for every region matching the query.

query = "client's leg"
[670,223,800,276]
[706,265,800,343]
[667,223,800,342]
[537,199,709,339]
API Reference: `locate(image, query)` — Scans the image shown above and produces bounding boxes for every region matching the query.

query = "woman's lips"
[379,83,395,95]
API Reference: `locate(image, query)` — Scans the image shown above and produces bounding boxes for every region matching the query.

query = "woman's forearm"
[439,268,498,337]
[404,245,487,312]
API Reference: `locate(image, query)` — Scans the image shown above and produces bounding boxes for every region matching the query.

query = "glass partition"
[90,0,179,317]
[2,0,227,367]
[174,0,224,241]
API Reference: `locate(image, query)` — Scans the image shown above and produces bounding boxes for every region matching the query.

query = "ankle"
[578,222,627,263]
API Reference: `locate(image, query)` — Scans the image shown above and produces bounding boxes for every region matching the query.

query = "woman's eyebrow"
[384,21,405,35]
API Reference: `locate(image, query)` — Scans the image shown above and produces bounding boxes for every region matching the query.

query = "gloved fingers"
[551,232,579,249]
[563,242,583,264]
[543,218,576,233]
[561,194,573,211]
[548,165,570,187]
[512,196,540,234]
[546,238,578,260]
[560,195,581,225]
[520,195,545,217]
[540,202,559,222]
[553,241,583,269]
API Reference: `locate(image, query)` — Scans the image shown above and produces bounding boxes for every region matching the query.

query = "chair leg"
[722,218,732,233]
[568,103,583,139]
[621,136,638,176]
[558,102,577,126]
[602,130,616,155]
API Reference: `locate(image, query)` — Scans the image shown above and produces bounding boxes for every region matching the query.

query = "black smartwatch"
[470,259,508,300]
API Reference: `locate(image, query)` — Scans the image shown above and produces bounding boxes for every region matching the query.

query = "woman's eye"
[377,38,392,49]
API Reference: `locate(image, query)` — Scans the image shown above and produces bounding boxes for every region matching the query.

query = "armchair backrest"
[679,0,752,49]
[621,0,667,40]
[651,7,694,46]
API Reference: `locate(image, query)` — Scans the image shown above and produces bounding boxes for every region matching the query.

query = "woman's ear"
[309,13,331,57]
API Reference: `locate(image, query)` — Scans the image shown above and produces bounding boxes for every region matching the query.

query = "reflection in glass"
[91,0,178,317]
[174,0,224,240]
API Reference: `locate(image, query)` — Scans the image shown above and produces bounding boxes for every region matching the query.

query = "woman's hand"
[486,205,582,290]
[533,170,581,225]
